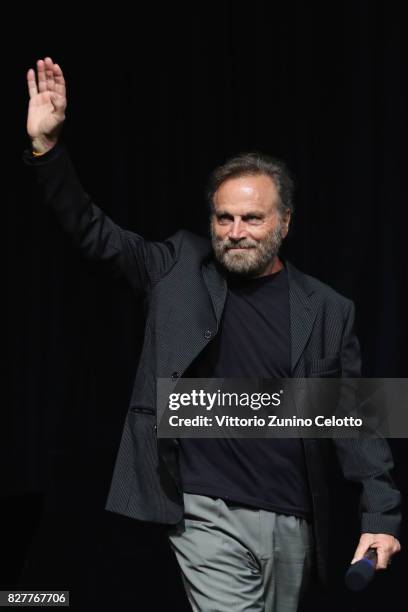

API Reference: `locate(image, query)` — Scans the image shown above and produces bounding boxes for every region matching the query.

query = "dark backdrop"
[4,2,407,610]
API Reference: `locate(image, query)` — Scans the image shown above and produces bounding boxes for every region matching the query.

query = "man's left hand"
[351,533,401,569]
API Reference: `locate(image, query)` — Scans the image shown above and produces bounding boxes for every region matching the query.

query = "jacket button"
[171,372,179,379]
[204,329,213,339]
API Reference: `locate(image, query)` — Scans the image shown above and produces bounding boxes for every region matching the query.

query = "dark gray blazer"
[23,143,401,586]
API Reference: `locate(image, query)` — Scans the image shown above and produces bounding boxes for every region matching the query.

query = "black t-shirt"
[179,264,312,520]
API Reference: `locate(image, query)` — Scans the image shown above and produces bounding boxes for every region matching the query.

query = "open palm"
[26,57,67,143]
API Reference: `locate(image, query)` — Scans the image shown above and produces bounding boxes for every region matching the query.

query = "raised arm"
[26,57,66,154]
[24,57,178,294]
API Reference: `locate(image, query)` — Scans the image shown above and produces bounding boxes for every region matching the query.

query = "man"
[24,57,401,611]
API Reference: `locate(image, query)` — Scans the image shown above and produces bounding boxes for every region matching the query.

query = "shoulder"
[286,260,354,315]
[163,228,212,259]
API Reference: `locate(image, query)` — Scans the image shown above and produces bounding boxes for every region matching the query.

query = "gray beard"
[210,222,283,278]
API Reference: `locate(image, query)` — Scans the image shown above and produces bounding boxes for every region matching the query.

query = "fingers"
[37,58,47,93]
[44,57,56,91]
[27,57,66,98]
[27,68,38,98]
[375,538,401,569]
[52,62,66,96]
[352,534,401,570]
[376,546,390,570]
[351,533,372,563]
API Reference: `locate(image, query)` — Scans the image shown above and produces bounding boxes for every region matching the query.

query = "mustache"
[216,239,259,250]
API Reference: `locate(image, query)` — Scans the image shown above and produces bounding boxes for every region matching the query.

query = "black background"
[4,2,407,610]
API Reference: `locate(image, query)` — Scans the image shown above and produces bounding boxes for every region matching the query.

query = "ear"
[281,209,291,237]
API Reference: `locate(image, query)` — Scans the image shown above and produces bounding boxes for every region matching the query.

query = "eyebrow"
[215,210,265,217]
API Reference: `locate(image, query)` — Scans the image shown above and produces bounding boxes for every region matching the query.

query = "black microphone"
[345,547,377,591]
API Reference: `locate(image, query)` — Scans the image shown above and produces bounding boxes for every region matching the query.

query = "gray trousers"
[167,493,314,612]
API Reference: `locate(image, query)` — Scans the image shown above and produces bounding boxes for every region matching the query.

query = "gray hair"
[206,151,295,217]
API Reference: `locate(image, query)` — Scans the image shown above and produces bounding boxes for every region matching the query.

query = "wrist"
[31,136,58,156]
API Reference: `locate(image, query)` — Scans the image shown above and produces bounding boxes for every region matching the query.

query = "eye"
[217,214,232,223]
[245,215,262,223]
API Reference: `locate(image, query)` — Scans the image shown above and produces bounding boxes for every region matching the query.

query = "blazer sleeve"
[333,300,402,538]
[22,142,178,296]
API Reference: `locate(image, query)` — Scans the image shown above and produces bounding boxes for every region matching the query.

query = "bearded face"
[210,219,284,277]
[210,174,290,278]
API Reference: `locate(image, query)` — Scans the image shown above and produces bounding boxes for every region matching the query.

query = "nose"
[229,218,247,240]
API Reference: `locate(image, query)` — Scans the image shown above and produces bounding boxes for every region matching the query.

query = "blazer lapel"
[201,257,228,330]
[201,255,318,373]
[286,260,319,373]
